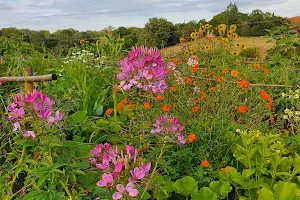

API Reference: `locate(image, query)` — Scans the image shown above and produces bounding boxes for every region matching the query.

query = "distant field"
[161,37,275,58]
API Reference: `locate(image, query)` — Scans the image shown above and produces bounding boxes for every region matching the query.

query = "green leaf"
[24,190,48,199]
[257,188,275,200]
[209,180,232,199]
[274,181,300,200]
[37,172,49,188]
[191,187,218,200]
[69,110,88,123]
[173,176,198,197]
[140,191,151,200]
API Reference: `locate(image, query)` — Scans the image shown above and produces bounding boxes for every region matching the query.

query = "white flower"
[284,109,290,114]
[294,94,299,99]
[283,115,288,119]
[281,92,286,97]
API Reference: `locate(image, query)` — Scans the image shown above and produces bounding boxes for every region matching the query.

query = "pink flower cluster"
[7,90,64,138]
[117,46,168,93]
[151,116,185,144]
[90,143,151,200]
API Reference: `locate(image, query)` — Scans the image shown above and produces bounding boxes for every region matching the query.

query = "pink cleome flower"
[117,46,168,93]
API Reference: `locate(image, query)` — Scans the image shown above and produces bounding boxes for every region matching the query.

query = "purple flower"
[125,182,139,197]
[112,184,125,200]
[96,173,114,187]
[112,162,122,177]
[130,167,146,180]
[7,103,17,112]
[96,152,110,170]
[23,131,36,138]
[140,162,151,174]
[37,108,51,119]
[91,144,102,157]
[126,145,135,158]
[55,110,64,120]
[13,122,21,132]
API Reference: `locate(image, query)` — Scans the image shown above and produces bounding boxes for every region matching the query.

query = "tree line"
[0,3,289,53]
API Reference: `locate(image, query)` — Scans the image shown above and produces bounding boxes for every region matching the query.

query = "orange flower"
[117,102,124,111]
[231,70,239,77]
[238,78,249,88]
[186,77,193,84]
[171,86,177,92]
[238,105,247,113]
[201,160,209,168]
[123,98,128,104]
[254,63,261,70]
[188,133,196,143]
[206,35,212,42]
[208,87,216,92]
[200,69,206,74]
[180,37,185,43]
[105,108,113,115]
[263,68,268,74]
[128,103,134,109]
[260,90,270,101]
[177,60,183,65]
[113,86,118,94]
[144,102,151,110]
[218,76,225,83]
[221,68,228,74]
[191,65,198,73]
[194,99,199,103]
[270,115,275,123]
[161,104,170,112]
[265,99,273,110]
[192,106,199,112]
[155,95,163,101]
[199,91,206,100]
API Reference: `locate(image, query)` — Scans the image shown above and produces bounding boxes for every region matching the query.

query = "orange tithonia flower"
[188,133,196,143]
[180,37,185,43]
[238,105,247,113]
[200,69,206,74]
[171,86,177,92]
[191,65,198,73]
[201,160,210,168]
[123,98,129,104]
[221,68,228,74]
[144,102,151,110]
[105,108,113,115]
[270,115,275,123]
[199,91,206,100]
[254,63,261,70]
[238,78,249,88]
[155,95,163,101]
[260,90,270,101]
[192,106,199,112]
[128,103,134,109]
[186,77,193,84]
[263,68,268,74]
[231,70,239,77]
[161,104,170,112]
[117,102,124,111]
[265,99,273,110]
[208,87,216,92]
[217,76,225,83]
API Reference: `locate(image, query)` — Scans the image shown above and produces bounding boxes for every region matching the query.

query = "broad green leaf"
[140,191,151,200]
[274,181,300,200]
[173,176,198,197]
[191,187,218,200]
[209,180,232,199]
[257,188,275,200]
[69,110,88,123]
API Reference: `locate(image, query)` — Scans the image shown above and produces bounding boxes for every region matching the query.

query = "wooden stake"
[24,67,33,94]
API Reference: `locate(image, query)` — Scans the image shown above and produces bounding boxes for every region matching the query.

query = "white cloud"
[0,0,298,32]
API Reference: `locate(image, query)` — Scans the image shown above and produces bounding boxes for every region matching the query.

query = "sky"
[0,0,299,32]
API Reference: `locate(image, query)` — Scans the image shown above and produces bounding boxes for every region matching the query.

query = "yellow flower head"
[205,24,210,29]
[232,33,238,39]
[231,50,239,57]
[230,24,237,32]
[184,49,189,56]
[80,39,85,45]
[204,45,211,51]
[190,32,197,40]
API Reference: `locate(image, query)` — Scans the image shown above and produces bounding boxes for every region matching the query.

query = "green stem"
[112,87,117,121]
[141,142,166,198]
[59,180,72,200]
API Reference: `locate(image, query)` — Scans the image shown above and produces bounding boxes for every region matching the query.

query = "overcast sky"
[0,0,299,32]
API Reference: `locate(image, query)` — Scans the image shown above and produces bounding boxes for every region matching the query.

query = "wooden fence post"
[24,66,33,94]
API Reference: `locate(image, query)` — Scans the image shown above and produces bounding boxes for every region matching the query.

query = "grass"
[161,36,275,58]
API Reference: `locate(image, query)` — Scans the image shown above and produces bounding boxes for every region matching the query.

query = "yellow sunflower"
[227,30,233,38]
[184,49,189,56]
[80,39,85,45]
[190,48,197,54]
[204,45,212,51]
[188,42,192,46]
[230,24,237,32]
[231,50,239,56]
[241,42,246,49]
[218,24,226,31]
[205,24,210,29]
[232,33,238,39]
[190,32,197,40]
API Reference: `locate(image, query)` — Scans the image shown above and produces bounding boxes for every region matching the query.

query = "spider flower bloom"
[151,116,185,144]
[238,105,247,113]
[192,106,199,113]
[117,46,168,93]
